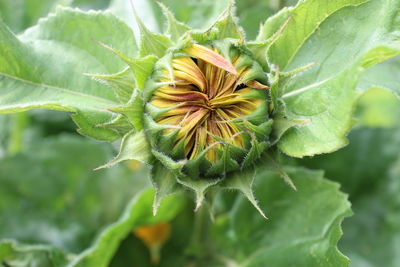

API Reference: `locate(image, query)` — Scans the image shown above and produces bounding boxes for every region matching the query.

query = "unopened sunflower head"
[145,43,271,177]
[93,1,299,216]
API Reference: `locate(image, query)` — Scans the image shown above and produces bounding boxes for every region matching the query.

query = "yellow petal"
[172,57,207,92]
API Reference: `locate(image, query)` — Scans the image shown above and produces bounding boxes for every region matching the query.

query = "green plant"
[0,0,399,266]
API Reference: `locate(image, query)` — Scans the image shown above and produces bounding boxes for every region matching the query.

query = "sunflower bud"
[93,2,298,216]
[145,43,270,178]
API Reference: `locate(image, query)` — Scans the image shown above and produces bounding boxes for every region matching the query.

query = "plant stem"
[186,204,211,259]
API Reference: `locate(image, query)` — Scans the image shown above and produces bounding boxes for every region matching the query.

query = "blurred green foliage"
[0,0,399,267]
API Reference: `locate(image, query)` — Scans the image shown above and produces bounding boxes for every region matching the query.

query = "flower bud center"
[150,45,268,162]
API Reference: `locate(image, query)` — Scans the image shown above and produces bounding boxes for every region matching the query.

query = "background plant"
[0,0,399,266]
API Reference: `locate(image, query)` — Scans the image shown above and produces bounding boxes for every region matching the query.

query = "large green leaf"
[264,0,400,157]
[0,7,137,141]
[0,0,113,33]
[0,0,59,33]
[358,57,400,99]
[301,124,400,267]
[355,87,400,128]
[301,126,400,197]
[86,166,352,267]
[211,167,352,267]
[340,156,400,267]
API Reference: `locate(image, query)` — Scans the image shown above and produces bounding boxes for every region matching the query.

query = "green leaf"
[0,0,58,33]
[340,156,400,267]
[267,0,369,69]
[358,57,400,99]
[213,167,352,267]
[0,135,150,252]
[301,126,400,199]
[69,189,185,267]
[301,125,400,267]
[355,87,400,128]
[278,68,360,157]
[0,0,113,33]
[269,0,400,157]
[0,7,137,141]
[0,240,71,267]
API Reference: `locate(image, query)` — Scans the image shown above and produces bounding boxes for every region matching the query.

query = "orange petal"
[134,223,171,265]
[184,44,238,75]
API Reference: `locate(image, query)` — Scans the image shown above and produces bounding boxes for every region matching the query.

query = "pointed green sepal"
[151,163,183,215]
[127,56,158,89]
[159,2,191,41]
[249,8,292,69]
[222,169,268,219]
[176,175,220,211]
[152,149,187,170]
[95,114,133,136]
[241,137,270,169]
[84,67,135,103]
[109,94,145,131]
[95,130,151,170]
[206,146,240,177]
[132,6,173,57]
[240,119,273,141]
[247,41,271,71]
[272,103,310,145]
[97,42,158,90]
[256,7,293,42]
[71,110,120,142]
[264,150,297,191]
[183,146,215,179]
[143,113,181,147]
[190,0,244,43]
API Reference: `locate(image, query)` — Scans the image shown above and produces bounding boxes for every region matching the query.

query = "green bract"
[90,3,300,216]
